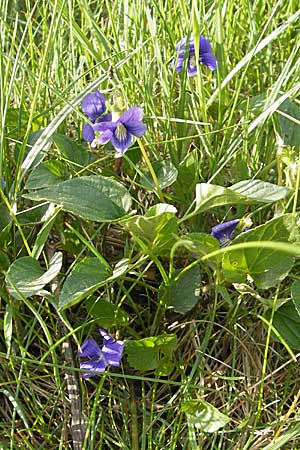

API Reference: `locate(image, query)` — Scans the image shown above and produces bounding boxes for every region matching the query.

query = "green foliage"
[59,257,111,310]
[6,253,62,299]
[291,280,300,316]
[0,204,11,232]
[175,149,199,195]
[222,214,300,289]
[2,0,300,447]
[6,108,43,138]
[0,250,10,271]
[25,160,68,190]
[182,400,230,433]
[271,300,300,349]
[86,297,129,328]
[278,99,300,148]
[161,265,201,314]
[15,129,49,168]
[52,133,89,166]
[175,232,220,268]
[271,280,300,350]
[140,159,178,190]
[125,334,177,371]
[195,180,290,214]
[24,175,132,222]
[124,203,178,255]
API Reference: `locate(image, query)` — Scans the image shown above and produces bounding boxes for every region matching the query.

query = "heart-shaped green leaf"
[58,257,111,310]
[182,400,230,433]
[195,180,290,214]
[6,253,62,299]
[222,214,300,289]
[24,175,132,222]
[125,334,177,371]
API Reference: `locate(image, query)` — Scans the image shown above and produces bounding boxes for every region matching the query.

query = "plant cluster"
[1,1,300,448]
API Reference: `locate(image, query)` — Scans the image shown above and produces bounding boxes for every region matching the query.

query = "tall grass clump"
[1,0,300,449]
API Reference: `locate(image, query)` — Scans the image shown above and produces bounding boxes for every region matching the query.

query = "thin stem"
[242,286,280,450]
[292,148,300,215]
[0,188,32,257]
[129,382,139,450]
[137,138,164,202]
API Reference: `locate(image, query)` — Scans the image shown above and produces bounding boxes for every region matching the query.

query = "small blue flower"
[1,176,5,190]
[174,35,217,76]
[93,106,147,155]
[78,329,124,378]
[81,89,112,142]
[211,219,240,246]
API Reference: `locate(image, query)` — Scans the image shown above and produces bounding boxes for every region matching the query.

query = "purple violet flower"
[78,329,124,378]
[174,35,217,76]
[92,106,147,155]
[211,219,240,246]
[81,89,112,142]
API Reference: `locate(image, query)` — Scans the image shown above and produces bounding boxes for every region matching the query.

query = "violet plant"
[81,92,147,155]
[3,5,300,448]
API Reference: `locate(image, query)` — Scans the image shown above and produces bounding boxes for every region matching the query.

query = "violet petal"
[119,106,144,124]
[200,35,212,54]
[125,121,147,137]
[82,123,95,142]
[80,357,107,377]
[102,341,124,366]
[96,129,114,145]
[201,53,218,71]
[78,337,101,358]
[94,121,118,132]
[211,219,240,243]
[81,89,106,122]
[111,129,131,153]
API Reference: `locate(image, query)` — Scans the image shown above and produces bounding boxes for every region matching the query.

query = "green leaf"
[271,301,300,349]
[125,334,177,371]
[156,355,174,376]
[24,175,132,222]
[53,133,89,166]
[32,207,60,259]
[6,108,31,136]
[15,129,49,168]
[161,265,201,314]
[58,257,111,310]
[291,280,300,316]
[25,160,68,190]
[85,297,129,328]
[124,203,178,255]
[231,179,291,201]
[0,203,11,232]
[140,160,178,190]
[6,108,42,137]
[182,400,230,433]
[195,180,290,214]
[222,214,299,289]
[6,253,62,299]
[178,232,220,268]
[0,250,10,271]
[176,149,198,192]
[17,203,50,225]
[239,92,267,115]
[277,98,300,147]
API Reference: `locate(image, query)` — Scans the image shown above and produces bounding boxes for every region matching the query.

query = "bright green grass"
[1,0,300,449]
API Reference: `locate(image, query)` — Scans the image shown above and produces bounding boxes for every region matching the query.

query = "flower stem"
[137,138,164,202]
[129,382,139,450]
